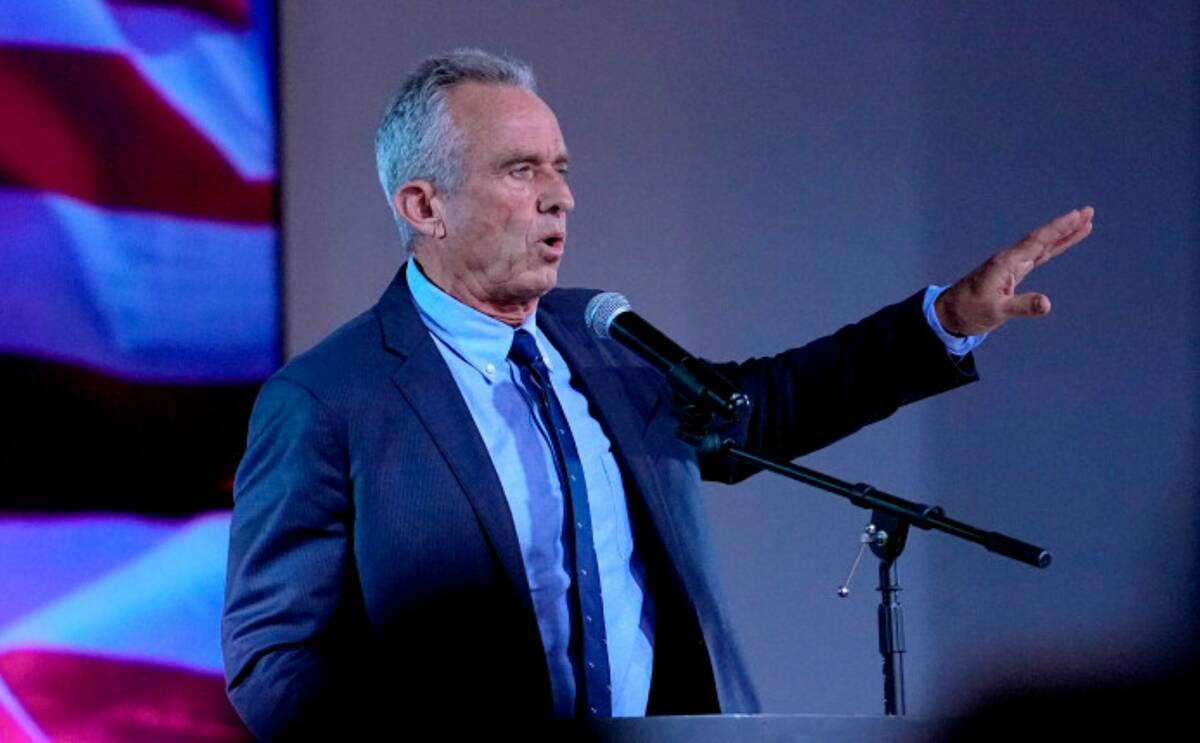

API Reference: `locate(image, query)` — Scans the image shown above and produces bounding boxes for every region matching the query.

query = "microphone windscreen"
[584,292,630,339]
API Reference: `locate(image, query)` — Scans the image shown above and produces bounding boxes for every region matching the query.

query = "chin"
[525,266,560,297]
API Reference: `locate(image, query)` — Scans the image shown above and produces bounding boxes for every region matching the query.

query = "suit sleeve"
[701,289,979,484]
[221,376,366,740]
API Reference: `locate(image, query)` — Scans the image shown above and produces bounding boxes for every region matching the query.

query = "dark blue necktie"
[508,329,612,719]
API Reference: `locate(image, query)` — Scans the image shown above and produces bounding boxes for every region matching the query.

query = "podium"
[577,714,951,742]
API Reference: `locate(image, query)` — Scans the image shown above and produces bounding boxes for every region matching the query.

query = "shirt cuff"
[923,285,987,357]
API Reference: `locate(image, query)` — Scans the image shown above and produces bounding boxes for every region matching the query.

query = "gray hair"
[375,48,537,252]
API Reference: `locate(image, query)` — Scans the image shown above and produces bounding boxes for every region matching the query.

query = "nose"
[538,173,575,216]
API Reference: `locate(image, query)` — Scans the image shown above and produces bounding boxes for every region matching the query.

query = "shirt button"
[577,521,583,529]
[588,661,596,669]
[484,363,495,375]
[580,568,588,576]
[585,615,593,623]
[558,428,566,435]
[590,707,598,715]
[569,475,576,482]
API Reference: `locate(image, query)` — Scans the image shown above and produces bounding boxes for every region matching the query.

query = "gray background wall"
[278,0,1198,717]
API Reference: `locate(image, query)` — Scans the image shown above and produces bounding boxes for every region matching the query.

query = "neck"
[411,256,536,327]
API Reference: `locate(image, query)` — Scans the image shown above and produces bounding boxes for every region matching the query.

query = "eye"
[509,164,532,179]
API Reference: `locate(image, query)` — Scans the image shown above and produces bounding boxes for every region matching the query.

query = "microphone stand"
[674,405,1052,716]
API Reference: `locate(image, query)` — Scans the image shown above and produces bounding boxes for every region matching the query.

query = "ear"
[393,180,446,239]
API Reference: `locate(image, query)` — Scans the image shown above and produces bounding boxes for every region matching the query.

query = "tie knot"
[508,329,543,368]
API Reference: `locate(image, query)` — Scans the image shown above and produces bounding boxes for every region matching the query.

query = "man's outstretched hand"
[935,206,1095,337]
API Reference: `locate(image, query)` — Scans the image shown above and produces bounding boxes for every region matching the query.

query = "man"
[221,49,1093,738]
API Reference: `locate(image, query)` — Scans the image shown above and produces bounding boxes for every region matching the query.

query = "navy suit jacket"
[222,266,977,739]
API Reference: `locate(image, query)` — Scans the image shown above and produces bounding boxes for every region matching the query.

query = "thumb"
[1004,292,1052,318]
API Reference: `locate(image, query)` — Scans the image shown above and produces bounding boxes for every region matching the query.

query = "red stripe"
[0,46,274,225]
[0,649,251,742]
[109,0,252,29]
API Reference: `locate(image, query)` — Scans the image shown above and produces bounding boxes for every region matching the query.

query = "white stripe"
[0,513,232,674]
[0,678,52,743]
[0,0,275,180]
[0,188,278,382]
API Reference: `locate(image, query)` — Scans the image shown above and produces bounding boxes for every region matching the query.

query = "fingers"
[1003,292,1052,318]
[1037,218,1093,266]
[1011,205,1095,263]
[1035,206,1093,246]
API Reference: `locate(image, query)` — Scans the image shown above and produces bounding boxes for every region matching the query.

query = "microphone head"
[584,292,631,339]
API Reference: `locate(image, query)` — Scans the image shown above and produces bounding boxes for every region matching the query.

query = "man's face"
[426,82,574,313]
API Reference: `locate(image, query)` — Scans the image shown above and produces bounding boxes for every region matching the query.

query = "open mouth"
[540,236,564,249]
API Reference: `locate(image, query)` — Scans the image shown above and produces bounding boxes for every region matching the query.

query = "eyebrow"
[494,150,570,171]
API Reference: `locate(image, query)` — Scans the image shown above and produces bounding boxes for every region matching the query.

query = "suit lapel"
[377,267,535,621]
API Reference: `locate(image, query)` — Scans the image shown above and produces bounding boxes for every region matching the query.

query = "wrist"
[934,290,968,338]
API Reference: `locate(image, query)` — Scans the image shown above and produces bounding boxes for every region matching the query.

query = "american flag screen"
[0,1,277,740]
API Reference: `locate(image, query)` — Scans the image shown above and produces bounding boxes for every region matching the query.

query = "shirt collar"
[406,259,552,383]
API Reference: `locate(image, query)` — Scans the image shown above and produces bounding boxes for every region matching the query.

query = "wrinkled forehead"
[444,82,568,164]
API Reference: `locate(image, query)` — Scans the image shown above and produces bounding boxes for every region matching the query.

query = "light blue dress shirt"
[407,260,654,718]
[924,284,986,356]
[407,261,983,718]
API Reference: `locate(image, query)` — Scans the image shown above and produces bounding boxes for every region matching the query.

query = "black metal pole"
[878,559,906,715]
[708,438,1052,569]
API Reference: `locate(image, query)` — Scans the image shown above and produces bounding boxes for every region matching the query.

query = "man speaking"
[221,48,1093,739]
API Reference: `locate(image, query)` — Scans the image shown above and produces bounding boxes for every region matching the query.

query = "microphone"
[584,292,750,421]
